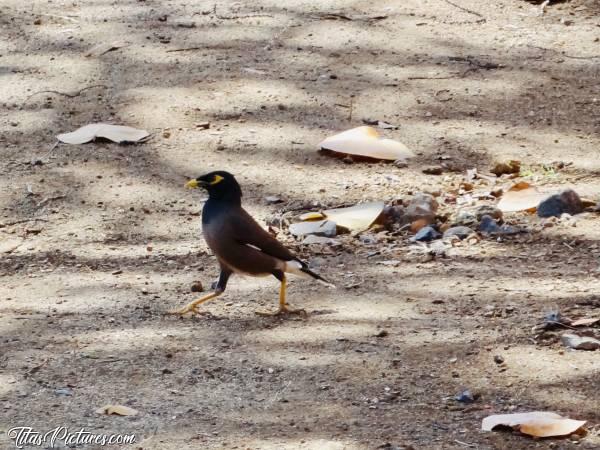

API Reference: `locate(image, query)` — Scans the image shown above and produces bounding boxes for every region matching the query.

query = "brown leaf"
[491,160,521,176]
[571,317,600,327]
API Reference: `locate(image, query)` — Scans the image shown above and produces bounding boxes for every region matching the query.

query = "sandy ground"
[1,0,600,449]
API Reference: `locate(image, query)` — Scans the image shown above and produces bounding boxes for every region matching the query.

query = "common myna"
[173,171,333,316]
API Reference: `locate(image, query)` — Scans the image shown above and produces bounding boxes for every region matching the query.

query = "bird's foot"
[255,304,307,318]
[167,303,205,316]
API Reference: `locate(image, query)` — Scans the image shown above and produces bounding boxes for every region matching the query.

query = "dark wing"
[229,207,297,262]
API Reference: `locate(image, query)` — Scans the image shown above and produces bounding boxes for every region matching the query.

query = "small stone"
[454,210,477,227]
[479,215,520,235]
[162,368,173,374]
[410,226,441,242]
[538,189,583,218]
[162,130,171,138]
[54,388,73,396]
[561,333,600,351]
[190,281,204,293]
[443,226,474,240]
[455,389,476,403]
[493,355,504,364]
[264,196,282,204]
[404,193,438,225]
[475,205,503,221]
[374,330,389,338]
[33,18,42,25]
[195,121,210,129]
[422,166,443,175]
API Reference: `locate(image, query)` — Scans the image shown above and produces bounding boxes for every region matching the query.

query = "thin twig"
[36,195,66,208]
[23,84,108,104]
[440,0,486,23]
[2,218,49,226]
[166,47,203,53]
[562,52,600,60]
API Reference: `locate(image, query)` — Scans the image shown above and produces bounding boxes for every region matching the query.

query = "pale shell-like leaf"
[323,201,385,232]
[482,411,585,438]
[57,124,149,144]
[319,126,413,161]
[497,182,551,212]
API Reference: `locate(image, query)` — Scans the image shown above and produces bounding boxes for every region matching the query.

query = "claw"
[255,304,307,317]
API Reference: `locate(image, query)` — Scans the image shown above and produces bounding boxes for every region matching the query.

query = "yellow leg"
[169,291,222,316]
[256,276,307,317]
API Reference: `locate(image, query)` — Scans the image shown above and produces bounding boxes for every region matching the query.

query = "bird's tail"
[284,260,336,288]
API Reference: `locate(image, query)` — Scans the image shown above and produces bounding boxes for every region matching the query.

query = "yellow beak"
[185,179,199,189]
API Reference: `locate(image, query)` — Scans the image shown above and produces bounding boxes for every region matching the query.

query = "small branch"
[562,52,600,60]
[440,0,486,23]
[2,218,49,227]
[166,47,203,53]
[23,84,108,104]
[36,195,66,208]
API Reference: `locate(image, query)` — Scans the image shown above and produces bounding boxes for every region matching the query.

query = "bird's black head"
[186,171,242,203]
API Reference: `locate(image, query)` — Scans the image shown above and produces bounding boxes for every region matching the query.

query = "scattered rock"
[454,210,477,227]
[443,226,474,240]
[561,333,600,351]
[475,205,502,221]
[264,196,283,204]
[404,193,438,225]
[422,166,443,175]
[479,215,521,235]
[537,189,583,218]
[289,220,337,237]
[455,389,476,403]
[410,226,441,242]
[493,355,504,364]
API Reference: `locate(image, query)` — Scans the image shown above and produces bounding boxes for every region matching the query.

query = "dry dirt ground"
[1,0,600,449]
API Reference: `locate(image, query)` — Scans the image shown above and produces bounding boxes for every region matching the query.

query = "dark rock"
[410,226,441,242]
[455,389,475,403]
[537,189,583,218]
[493,355,504,364]
[443,226,474,240]
[479,215,521,235]
[404,193,438,224]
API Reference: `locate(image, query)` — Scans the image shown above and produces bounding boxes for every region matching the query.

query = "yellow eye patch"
[210,175,224,185]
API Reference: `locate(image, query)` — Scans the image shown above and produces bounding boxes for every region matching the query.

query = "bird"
[172,171,333,317]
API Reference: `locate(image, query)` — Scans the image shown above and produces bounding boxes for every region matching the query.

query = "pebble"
[479,215,520,235]
[264,196,282,204]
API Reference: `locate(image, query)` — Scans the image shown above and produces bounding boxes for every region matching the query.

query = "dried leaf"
[323,201,385,232]
[57,124,150,144]
[95,404,138,416]
[482,411,585,437]
[571,317,600,327]
[491,160,521,176]
[497,182,551,212]
[85,41,127,57]
[319,126,413,161]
